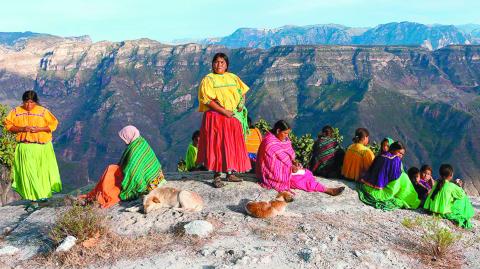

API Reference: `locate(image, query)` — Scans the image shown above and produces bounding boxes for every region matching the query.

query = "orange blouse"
[4,105,58,143]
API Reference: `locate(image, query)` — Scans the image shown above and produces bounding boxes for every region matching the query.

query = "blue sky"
[2,0,479,42]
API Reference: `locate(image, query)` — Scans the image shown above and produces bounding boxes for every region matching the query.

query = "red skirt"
[197,110,251,173]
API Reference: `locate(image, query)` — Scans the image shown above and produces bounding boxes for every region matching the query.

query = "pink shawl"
[256,132,295,192]
[118,125,140,145]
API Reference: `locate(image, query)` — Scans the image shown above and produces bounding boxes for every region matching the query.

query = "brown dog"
[245,191,299,218]
[143,187,204,214]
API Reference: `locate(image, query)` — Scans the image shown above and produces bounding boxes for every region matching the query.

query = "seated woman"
[245,117,263,171]
[358,141,420,210]
[308,125,344,178]
[81,125,166,208]
[256,120,344,196]
[379,137,394,155]
[424,164,474,229]
[185,130,206,171]
[341,128,375,181]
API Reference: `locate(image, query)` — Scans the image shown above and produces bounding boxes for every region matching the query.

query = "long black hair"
[271,120,291,134]
[22,90,39,103]
[430,164,454,200]
[212,52,229,72]
[352,127,369,143]
[389,141,405,153]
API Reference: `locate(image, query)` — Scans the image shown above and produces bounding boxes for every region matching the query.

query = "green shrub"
[0,104,16,171]
[50,203,107,244]
[289,132,314,167]
[254,118,271,135]
[368,141,381,156]
[402,216,462,258]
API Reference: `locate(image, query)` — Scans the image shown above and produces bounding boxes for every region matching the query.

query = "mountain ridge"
[0,36,480,196]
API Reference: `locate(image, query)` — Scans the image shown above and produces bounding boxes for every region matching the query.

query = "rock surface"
[0,171,478,268]
[183,220,214,237]
[55,235,77,252]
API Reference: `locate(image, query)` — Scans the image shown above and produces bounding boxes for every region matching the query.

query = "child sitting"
[379,137,393,155]
[407,167,430,204]
[419,164,435,190]
[424,164,475,229]
[185,130,204,171]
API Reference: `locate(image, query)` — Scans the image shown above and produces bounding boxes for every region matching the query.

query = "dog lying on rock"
[143,187,204,214]
[245,191,300,218]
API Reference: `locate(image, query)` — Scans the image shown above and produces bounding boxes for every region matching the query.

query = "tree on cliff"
[0,103,17,205]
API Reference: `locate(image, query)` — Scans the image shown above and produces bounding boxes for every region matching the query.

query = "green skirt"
[12,142,62,201]
[441,196,475,229]
[358,172,420,211]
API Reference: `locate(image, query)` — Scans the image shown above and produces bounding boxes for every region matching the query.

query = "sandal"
[25,202,40,213]
[213,173,225,188]
[226,174,243,182]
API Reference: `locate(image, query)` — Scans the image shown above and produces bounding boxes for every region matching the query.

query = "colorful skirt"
[358,172,420,210]
[197,110,251,173]
[12,142,62,201]
[440,196,475,229]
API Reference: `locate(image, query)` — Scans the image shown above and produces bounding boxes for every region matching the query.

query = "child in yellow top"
[342,128,375,181]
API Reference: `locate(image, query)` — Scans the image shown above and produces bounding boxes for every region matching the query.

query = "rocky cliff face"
[1,36,480,195]
[197,22,476,50]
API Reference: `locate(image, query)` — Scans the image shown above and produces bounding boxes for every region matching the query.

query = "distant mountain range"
[1,33,480,196]
[171,22,480,50]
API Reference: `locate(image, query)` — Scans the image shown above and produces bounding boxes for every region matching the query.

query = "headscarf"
[384,137,394,146]
[118,125,140,144]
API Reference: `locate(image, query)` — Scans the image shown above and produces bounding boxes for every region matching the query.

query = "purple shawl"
[360,152,402,189]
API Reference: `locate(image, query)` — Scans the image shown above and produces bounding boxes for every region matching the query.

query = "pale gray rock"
[0,245,19,256]
[55,236,77,252]
[183,220,213,237]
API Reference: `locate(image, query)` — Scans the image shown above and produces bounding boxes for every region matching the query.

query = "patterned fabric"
[118,136,164,200]
[198,72,249,112]
[256,132,295,192]
[256,132,327,192]
[309,136,343,177]
[147,171,166,192]
[4,105,58,143]
[197,110,251,173]
[341,143,375,180]
[360,152,403,189]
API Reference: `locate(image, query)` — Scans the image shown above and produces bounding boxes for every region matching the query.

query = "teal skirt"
[358,172,420,211]
[12,142,62,201]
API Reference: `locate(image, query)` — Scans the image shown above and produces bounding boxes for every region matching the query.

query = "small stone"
[227,249,235,255]
[297,233,309,242]
[0,245,19,256]
[214,249,225,257]
[352,250,361,257]
[125,206,141,213]
[235,256,250,265]
[56,236,77,252]
[2,227,13,236]
[184,220,213,237]
[299,247,316,262]
[200,248,211,256]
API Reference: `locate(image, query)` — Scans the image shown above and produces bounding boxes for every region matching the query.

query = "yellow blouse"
[4,105,59,143]
[341,143,375,181]
[198,72,249,112]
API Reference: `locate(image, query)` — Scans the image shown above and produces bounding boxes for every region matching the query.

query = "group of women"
[3,52,475,228]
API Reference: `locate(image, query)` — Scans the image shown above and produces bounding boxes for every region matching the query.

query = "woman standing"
[197,53,251,187]
[4,90,62,210]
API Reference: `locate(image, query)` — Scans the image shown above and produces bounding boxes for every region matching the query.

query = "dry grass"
[50,202,107,244]
[400,216,469,269]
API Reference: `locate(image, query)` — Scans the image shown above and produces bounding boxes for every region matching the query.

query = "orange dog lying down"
[245,191,300,218]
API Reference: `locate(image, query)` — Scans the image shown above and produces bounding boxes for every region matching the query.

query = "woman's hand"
[222,109,235,118]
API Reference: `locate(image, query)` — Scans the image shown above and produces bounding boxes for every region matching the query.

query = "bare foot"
[325,186,345,196]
